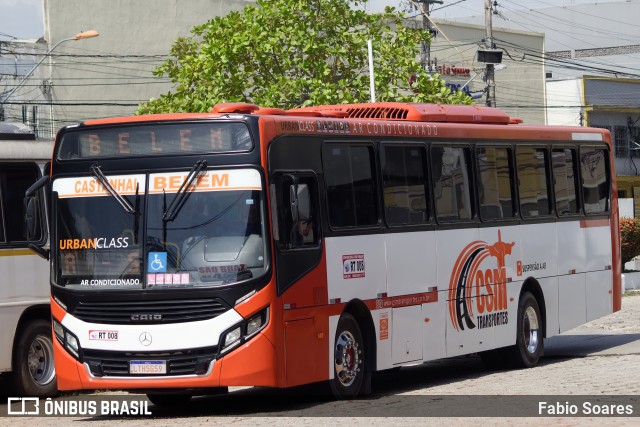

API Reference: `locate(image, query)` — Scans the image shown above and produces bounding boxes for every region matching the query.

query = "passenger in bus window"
[296,219,314,244]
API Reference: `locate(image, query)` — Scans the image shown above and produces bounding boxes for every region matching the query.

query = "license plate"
[130,360,166,374]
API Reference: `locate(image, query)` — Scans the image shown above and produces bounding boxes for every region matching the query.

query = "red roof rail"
[254,107,286,115]
[211,103,259,114]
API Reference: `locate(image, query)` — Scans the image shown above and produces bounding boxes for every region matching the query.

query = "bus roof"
[80,102,521,127]
[0,140,53,161]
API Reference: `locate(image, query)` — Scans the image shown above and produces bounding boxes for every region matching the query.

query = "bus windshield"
[53,168,267,290]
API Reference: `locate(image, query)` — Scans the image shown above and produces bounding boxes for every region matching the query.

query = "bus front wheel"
[13,319,57,396]
[330,313,365,399]
[509,291,543,368]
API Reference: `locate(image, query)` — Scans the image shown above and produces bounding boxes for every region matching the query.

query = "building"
[433,1,640,81]
[4,1,545,137]
[548,76,640,213]
[429,18,546,124]
[433,0,640,215]
[0,38,49,137]
[1,0,255,139]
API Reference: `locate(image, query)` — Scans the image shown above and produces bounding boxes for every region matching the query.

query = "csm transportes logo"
[448,230,514,332]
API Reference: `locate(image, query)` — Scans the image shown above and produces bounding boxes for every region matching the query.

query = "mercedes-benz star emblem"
[139,332,152,346]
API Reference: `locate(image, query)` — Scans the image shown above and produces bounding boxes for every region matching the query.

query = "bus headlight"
[223,327,242,351]
[65,333,80,358]
[219,307,269,354]
[53,320,65,343]
[52,319,82,360]
[246,310,268,337]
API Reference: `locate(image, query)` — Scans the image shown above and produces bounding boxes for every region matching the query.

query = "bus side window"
[323,144,378,228]
[476,146,515,221]
[382,144,430,225]
[517,147,551,218]
[0,163,42,245]
[431,146,474,222]
[580,147,610,214]
[552,148,580,215]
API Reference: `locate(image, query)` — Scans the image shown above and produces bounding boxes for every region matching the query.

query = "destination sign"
[57,122,252,160]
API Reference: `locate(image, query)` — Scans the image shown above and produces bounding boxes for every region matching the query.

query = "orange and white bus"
[29,102,620,404]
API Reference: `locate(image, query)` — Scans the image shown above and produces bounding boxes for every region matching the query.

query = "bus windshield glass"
[52,168,267,290]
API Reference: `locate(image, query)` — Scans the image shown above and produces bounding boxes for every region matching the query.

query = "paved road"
[2,293,640,426]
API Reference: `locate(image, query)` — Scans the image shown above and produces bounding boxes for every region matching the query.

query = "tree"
[137,0,472,114]
[620,218,640,269]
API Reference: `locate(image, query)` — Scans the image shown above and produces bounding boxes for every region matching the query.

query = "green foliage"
[137,0,473,114]
[620,218,640,266]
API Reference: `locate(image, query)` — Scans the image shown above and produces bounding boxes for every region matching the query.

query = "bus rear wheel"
[13,319,57,396]
[330,313,365,399]
[508,291,543,368]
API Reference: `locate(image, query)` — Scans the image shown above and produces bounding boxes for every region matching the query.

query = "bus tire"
[146,392,192,407]
[13,319,57,396]
[330,313,365,399]
[508,291,543,368]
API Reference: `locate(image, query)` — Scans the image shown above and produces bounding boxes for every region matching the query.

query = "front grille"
[83,347,217,377]
[72,298,229,324]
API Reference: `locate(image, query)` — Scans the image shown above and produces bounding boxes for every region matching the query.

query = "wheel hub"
[27,336,55,386]
[523,306,540,354]
[334,331,362,387]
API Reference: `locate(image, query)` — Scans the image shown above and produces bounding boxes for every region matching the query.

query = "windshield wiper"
[90,164,136,214]
[162,159,208,222]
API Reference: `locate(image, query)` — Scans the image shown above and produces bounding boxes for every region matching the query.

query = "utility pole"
[484,0,496,107]
[413,0,442,72]
[0,30,99,127]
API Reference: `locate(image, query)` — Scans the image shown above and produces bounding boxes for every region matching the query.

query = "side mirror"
[289,183,310,223]
[295,183,310,221]
[25,175,49,198]
[24,175,50,260]
[24,196,39,242]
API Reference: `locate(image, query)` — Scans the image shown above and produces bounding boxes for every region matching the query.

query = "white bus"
[0,137,55,396]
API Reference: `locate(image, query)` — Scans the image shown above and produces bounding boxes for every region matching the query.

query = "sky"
[0,0,43,40]
[0,0,624,40]
[366,0,620,17]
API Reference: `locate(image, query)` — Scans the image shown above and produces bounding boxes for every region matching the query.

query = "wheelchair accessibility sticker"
[148,252,167,273]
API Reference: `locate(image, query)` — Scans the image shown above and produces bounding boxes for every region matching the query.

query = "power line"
[2,101,141,106]
[494,38,640,77]
[0,81,172,88]
[6,52,169,59]
[531,0,640,31]
[498,0,640,46]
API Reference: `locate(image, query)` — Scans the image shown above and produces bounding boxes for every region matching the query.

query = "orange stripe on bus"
[0,249,39,257]
[363,291,439,311]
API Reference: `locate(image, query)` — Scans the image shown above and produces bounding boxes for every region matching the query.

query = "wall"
[43,0,255,127]
[546,79,583,126]
[438,1,640,82]
[431,19,546,125]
